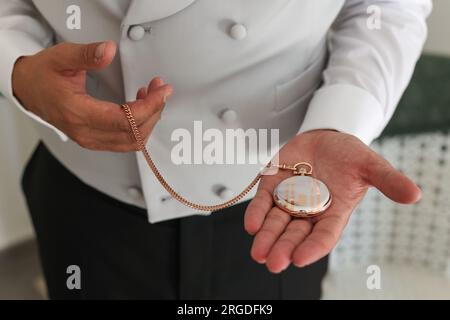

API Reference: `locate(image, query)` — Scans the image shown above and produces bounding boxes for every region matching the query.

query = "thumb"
[365,152,422,204]
[52,41,116,71]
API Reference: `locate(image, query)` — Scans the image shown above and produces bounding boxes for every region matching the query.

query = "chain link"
[121,104,263,212]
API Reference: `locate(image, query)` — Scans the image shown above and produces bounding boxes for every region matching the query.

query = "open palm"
[244,130,421,273]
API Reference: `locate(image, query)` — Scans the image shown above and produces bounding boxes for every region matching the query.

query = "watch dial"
[273,175,332,218]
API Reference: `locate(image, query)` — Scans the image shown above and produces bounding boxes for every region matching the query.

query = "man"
[0,0,430,299]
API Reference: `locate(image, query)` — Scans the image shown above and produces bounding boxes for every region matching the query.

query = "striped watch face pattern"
[273,175,332,218]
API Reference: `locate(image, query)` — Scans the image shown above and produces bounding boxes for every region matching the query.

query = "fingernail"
[295,262,309,268]
[95,42,106,62]
[163,91,172,103]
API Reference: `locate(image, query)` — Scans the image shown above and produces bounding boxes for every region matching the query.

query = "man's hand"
[12,41,172,152]
[244,130,421,273]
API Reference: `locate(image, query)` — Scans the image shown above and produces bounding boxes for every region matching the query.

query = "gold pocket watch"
[272,162,332,218]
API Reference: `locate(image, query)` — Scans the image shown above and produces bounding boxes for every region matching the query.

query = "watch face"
[273,175,332,218]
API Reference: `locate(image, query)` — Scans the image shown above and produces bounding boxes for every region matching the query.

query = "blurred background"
[0,0,449,300]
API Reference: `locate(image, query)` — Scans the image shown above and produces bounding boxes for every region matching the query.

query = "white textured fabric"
[323,132,450,299]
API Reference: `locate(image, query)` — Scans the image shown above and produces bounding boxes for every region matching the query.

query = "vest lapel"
[123,0,197,25]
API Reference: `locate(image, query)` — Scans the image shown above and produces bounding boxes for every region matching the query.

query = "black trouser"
[22,142,328,300]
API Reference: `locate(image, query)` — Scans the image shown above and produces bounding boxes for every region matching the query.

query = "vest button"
[220,109,238,124]
[229,23,248,40]
[128,25,146,41]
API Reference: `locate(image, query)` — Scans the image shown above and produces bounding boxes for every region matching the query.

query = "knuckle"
[277,237,297,249]
[314,229,338,249]
[49,43,67,56]
[55,42,71,51]
[257,228,276,241]
[49,43,72,65]
[75,137,92,149]
[244,206,259,222]
[58,100,84,126]
[266,210,289,227]
[82,45,91,66]
[312,238,331,253]
[287,218,311,230]
[82,141,99,151]
[147,95,165,111]
[249,198,269,215]
[134,112,154,127]
[285,225,307,238]
[61,112,81,127]
[70,131,96,150]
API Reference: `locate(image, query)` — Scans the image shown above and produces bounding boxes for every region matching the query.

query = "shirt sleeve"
[0,1,68,141]
[299,0,432,145]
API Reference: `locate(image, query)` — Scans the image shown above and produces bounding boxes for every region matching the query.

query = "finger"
[66,125,137,152]
[136,87,147,100]
[244,169,292,235]
[265,219,312,273]
[130,84,173,125]
[364,152,422,204]
[292,211,349,268]
[136,77,165,100]
[244,188,273,235]
[136,110,163,144]
[51,41,117,71]
[148,77,165,92]
[72,95,131,132]
[112,107,163,152]
[250,207,291,264]
[67,92,165,149]
[70,86,169,133]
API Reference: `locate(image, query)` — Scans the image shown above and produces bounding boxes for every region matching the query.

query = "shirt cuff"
[298,84,385,145]
[0,30,68,141]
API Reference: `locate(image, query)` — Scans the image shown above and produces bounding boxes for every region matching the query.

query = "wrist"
[301,129,338,134]
[299,129,339,139]
[12,56,30,105]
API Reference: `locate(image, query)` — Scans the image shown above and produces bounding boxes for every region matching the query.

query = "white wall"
[0,99,38,251]
[424,0,450,57]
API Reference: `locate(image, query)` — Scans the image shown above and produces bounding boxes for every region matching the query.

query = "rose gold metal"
[270,162,313,176]
[274,193,332,218]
